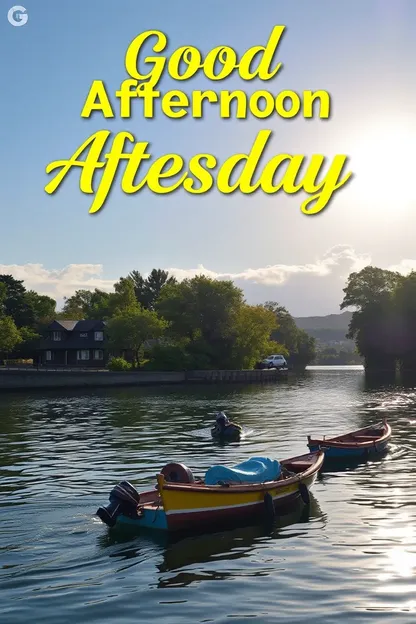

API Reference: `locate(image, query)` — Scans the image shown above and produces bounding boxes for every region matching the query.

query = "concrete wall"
[0,368,287,391]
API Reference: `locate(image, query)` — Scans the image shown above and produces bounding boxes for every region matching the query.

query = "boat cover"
[205,456,281,486]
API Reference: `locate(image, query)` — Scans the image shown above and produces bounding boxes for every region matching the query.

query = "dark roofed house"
[38,320,108,367]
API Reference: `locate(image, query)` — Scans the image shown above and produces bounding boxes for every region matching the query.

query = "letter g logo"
[8,6,28,27]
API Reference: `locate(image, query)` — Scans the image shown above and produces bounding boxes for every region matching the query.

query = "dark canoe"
[307,421,391,459]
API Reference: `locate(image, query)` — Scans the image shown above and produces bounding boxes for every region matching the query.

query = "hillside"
[294,311,354,348]
[294,311,352,331]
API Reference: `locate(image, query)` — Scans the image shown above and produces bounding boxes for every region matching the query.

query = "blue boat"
[307,421,391,459]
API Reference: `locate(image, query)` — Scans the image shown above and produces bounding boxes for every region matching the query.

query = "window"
[94,331,104,341]
[77,350,90,361]
[53,331,61,341]
[93,349,103,360]
[80,333,88,338]
[46,350,52,361]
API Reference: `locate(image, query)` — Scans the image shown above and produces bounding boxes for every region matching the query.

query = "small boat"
[211,411,242,441]
[96,450,324,532]
[307,421,391,459]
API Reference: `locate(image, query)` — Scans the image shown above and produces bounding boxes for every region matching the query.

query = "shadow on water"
[96,495,325,587]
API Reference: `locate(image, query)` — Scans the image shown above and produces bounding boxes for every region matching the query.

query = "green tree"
[340,266,401,371]
[61,289,112,319]
[264,301,316,368]
[0,275,35,327]
[24,291,56,323]
[128,268,177,309]
[107,306,167,366]
[156,276,243,367]
[229,305,280,369]
[0,316,23,356]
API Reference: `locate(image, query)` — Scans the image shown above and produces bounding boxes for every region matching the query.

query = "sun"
[349,119,416,207]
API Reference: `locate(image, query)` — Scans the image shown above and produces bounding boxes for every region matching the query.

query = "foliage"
[228,305,279,369]
[340,266,402,370]
[24,291,56,323]
[128,269,177,310]
[0,275,35,328]
[143,343,190,371]
[264,301,316,368]
[314,347,363,365]
[0,316,23,354]
[107,357,132,371]
[107,305,167,366]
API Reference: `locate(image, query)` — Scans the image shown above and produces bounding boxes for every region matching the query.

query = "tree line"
[0,270,316,370]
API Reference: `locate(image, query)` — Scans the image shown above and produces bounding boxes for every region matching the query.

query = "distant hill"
[294,311,352,331]
[294,311,354,347]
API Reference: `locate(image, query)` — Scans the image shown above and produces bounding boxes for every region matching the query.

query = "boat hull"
[114,451,324,532]
[307,422,391,460]
[308,438,390,458]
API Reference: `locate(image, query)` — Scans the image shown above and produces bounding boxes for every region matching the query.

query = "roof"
[48,320,106,332]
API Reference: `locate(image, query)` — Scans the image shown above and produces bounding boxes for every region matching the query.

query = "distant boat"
[307,421,391,459]
[96,450,324,532]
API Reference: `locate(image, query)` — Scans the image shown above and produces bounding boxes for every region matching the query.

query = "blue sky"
[1,0,416,315]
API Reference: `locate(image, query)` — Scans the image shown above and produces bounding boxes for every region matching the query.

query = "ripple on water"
[1,370,416,623]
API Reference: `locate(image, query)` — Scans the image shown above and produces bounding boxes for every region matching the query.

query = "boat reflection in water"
[97,494,325,589]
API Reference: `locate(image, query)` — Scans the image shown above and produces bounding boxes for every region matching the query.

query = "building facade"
[37,320,108,367]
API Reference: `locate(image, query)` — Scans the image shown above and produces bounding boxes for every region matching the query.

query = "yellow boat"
[96,450,324,532]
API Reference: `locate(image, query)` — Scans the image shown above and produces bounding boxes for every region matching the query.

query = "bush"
[107,357,132,371]
[143,344,190,371]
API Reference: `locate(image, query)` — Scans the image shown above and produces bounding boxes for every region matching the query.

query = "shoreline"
[0,367,290,392]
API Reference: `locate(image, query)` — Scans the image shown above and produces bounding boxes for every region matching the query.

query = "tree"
[143,269,177,310]
[107,306,167,366]
[0,275,35,327]
[0,316,23,356]
[228,305,280,369]
[263,301,316,368]
[61,288,112,319]
[128,268,177,309]
[340,266,401,371]
[156,276,243,367]
[128,270,145,304]
[24,291,56,323]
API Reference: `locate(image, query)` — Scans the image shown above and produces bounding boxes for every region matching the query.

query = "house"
[37,320,108,367]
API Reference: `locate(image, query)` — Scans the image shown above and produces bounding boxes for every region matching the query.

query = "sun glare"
[349,120,416,207]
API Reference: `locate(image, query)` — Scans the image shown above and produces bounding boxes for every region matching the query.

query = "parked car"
[256,354,288,370]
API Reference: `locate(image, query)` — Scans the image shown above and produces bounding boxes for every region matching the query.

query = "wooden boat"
[96,450,324,532]
[307,421,391,459]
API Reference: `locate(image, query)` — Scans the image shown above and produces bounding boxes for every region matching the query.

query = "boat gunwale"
[157,450,324,494]
[308,422,391,449]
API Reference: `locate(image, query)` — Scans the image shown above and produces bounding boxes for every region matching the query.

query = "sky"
[1,0,416,316]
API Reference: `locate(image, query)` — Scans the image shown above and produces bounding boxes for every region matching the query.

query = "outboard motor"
[96,480,141,528]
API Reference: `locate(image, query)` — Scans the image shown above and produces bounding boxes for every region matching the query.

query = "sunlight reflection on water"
[1,367,416,623]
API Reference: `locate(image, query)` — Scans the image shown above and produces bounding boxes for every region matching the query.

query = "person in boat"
[211,411,242,439]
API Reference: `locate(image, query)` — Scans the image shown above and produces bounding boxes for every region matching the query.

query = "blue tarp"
[205,456,281,486]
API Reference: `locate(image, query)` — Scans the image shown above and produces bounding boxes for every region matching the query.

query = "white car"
[261,354,287,369]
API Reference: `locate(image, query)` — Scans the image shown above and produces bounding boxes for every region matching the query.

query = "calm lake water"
[1,366,416,623]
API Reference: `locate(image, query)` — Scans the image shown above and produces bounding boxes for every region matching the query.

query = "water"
[1,366,416,623]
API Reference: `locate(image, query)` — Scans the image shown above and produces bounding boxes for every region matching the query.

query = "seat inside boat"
[282,460,311,473]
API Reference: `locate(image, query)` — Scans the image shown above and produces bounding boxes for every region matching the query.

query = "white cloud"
[0,247,415,310]
[0,263,114,300]
[166,245,372,285]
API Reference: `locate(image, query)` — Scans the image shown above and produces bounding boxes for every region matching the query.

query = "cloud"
[0,246,414,313]
[165,245,372,286]
[0,263,115,300]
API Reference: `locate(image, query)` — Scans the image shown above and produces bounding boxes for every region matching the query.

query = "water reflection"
[1,369,416,623]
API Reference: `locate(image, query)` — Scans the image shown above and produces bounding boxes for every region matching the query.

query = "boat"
[96,450,324,532]
[211,411,242,441]
[307,421,391,459]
